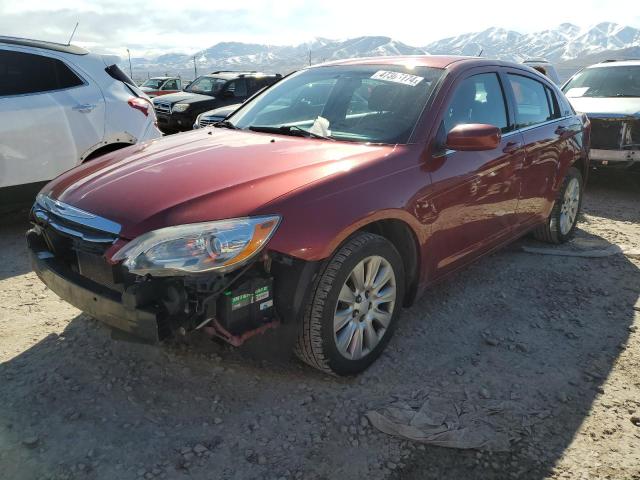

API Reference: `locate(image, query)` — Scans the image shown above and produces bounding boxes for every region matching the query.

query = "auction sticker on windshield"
[371,70,424,87]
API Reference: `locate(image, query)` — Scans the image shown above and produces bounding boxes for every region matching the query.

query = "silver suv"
[563,59,640,169]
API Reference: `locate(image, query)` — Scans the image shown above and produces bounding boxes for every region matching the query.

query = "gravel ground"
[1,172,639,480]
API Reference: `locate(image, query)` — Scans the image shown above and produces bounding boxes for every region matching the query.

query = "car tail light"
[127,97,151,117]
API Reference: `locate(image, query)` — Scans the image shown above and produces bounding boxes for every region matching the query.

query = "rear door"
[221,78,249,105]
[503,71,578,225]
[428,70,525,277]
[0,48,105,188]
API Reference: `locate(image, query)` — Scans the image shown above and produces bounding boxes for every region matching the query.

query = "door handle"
[502,141,522,154]
[72,103,97,113]
[555,125,571,137]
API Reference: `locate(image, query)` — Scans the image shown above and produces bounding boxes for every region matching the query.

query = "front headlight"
[172,103,190,113]
[112,216,281,276]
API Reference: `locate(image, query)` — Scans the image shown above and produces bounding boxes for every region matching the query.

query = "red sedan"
[28,56,590,375]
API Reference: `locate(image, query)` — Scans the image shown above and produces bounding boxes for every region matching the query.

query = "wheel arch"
[80,132,138,163]
[356,218,421,307]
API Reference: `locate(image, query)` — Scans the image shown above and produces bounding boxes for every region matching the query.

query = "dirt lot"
[1,172,639,480]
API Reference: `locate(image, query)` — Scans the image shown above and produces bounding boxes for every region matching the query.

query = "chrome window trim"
[516,116,569,134]
[35,194,121,237]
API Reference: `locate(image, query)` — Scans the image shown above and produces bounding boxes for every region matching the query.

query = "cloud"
[1,0,639,56]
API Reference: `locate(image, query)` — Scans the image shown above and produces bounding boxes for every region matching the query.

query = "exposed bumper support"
[591,148,639,168]
[29,247,162,343]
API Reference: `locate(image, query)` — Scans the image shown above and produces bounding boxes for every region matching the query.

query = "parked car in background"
[152,71,281,133]
[0,36,161,205]
[193,103,242,129]
[139,76,182,98]
[28,56,589,375]
[563,59,640,169]
[522,59,561,84]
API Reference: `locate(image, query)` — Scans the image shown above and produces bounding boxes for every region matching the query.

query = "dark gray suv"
[152,71,281,133]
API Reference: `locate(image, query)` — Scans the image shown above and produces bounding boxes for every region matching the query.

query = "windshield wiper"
[248,125,334,140]
[213,120,238,130]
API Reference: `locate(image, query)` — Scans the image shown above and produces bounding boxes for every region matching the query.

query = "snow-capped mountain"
[128,23,640,81]
[425,22,640,62]
[131,36,424,80]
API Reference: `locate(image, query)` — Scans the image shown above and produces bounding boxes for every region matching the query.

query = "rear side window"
[507,74,554,128]
[443,73,510,133]
[225,79,248,97]
[0,49,83,96]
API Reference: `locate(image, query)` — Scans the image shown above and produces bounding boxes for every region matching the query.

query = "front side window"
[230,65,444,144]
[563,65,640,98]
[186,76,226,96]
[0,49,83,96]
[508,74,552,128]
[163,79,178,90]
[443,73,509,134]
[141,78,164,89]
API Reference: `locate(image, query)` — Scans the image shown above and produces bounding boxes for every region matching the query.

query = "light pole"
[193,56,198,80]
[126,48,133,80]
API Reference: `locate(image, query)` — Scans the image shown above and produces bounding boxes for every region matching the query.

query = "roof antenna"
[67,22,79,45]
[477,48,483,57]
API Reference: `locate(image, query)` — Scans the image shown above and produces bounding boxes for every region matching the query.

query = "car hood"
[568,96,640,117]
[153,92,213,105]
[202,104,242,118]
[43,129,395,239]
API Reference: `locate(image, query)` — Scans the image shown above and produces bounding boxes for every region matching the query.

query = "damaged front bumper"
[588,115,640,169]
[27,222,320,346]
[29,245,163,342]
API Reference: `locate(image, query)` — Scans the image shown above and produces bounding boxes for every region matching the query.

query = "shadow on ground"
[0,209,31,281]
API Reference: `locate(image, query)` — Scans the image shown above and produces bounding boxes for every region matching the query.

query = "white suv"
[0,37,162,202]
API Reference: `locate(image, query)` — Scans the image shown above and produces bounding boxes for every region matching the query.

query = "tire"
[294,232,405,375]
[533,166,583,244]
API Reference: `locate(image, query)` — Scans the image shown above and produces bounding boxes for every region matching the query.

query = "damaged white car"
[563,59,640,169]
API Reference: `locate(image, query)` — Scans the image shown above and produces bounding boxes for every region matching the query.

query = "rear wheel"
[533,166,583,244]
[294,232,405,375]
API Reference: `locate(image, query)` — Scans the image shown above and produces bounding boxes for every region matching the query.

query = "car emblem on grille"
[35,194,122,237]
[50,199,97,220]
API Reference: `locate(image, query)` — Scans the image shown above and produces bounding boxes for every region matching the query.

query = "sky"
[1,0,639,58]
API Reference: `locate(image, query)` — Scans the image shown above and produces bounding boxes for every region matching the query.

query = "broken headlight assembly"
[112,216,281,276]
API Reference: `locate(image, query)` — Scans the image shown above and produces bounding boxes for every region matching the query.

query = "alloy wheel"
[559,177,581,235]
[333,255,397,360]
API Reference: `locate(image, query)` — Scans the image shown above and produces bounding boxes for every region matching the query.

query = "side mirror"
[445,124,501,151]
[222,90,235,98]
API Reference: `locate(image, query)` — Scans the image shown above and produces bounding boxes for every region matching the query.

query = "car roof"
[204,71,279,79]
[588,60,640,68]
[0,36,89,55]
[312,55,516,70]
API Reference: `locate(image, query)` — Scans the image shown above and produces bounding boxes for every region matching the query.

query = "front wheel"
[294,232,405,375]
[533,166,583,244]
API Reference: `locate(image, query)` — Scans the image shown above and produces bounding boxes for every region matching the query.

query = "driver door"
[427,70,525,277]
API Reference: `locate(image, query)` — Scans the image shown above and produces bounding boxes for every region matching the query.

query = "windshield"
[563,65,640,98]
[141,79,164,89]
[186,76,227,96]
[230,65,444,144]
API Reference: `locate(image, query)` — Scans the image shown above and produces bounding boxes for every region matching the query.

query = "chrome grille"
[154,101,171,114]
[198,116,224,127]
